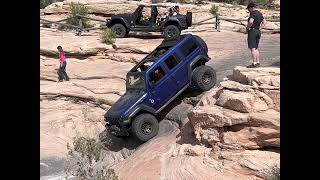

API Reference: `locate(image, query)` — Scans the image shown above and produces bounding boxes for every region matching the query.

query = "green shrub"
[64,2,93,29]
[65,136,119,180]
[266,165,280,180]
[236,26,247,34]
[40,0,50,9]
[101,29,116,45]
[210,5,219,16]
[40,0,63,9]
[42,22,52,28]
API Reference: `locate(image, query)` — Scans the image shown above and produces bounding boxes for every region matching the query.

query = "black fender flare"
[187,55,210,80]
[162,19,182,30]
[125,105,157,125]
[108,17,130,29]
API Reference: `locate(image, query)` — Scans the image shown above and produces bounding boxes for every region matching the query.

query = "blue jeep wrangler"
[104,34,216,142]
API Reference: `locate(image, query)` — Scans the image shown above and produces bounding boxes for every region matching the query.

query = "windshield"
[126,72,146,90]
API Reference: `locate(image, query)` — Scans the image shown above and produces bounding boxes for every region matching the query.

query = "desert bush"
[70,97,81,104]
[63,2,93,30]
[42,22,52,28]
[266,165,280,180]
[101,29,116,45]
[236,26,247,34]
[40,0,50,9]
[210,5,220,16]
[40,0,63,9]
[65,136,119,180]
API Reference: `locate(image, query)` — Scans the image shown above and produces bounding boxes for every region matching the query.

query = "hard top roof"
[157,34,189,48]
[129,34,191,72]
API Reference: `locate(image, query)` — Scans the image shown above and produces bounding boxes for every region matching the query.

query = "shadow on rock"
[270,61,280,67]
[128,33,164,39]
[99,129,143,152]
[157,87,203,126]
[176,120,200,145]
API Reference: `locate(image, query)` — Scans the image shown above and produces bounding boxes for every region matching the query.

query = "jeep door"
[146,64,176,110]
[163,53,188,92]
[176,38,200,89]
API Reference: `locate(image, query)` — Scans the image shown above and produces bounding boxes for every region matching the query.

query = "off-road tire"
[111,23,127,38]
[164,25,181,39]
[192,65,216,91]
[132,113,159,142]
[193,35,208,53]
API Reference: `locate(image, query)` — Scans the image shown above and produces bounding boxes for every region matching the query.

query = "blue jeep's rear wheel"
[192,65,217,91]
[132,113,159,142]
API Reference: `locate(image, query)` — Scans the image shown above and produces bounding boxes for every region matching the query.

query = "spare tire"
[193,35,208,53]
[186,11,192,27]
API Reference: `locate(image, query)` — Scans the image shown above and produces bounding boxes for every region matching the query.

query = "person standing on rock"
[57,46,69,82]
[246,2,266,68]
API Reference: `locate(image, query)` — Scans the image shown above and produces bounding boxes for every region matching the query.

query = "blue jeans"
[58,61,69,81]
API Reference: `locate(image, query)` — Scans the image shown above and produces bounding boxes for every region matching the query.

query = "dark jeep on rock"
[104,34,216,142]
[106,4,192,39]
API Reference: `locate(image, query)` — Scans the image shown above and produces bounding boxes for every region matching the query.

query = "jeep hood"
[105,90,146,120]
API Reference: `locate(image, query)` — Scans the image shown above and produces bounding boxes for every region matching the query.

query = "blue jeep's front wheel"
[132,113,159,142]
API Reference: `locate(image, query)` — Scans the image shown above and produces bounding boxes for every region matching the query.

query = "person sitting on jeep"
[150,68,164,85]
[173,6,180,15]
[168,7,173,16]
[151,6,158,27]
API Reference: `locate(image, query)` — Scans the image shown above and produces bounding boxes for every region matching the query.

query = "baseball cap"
[246,2,256,9]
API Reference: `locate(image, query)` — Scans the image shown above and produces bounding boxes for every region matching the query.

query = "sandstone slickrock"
[114,121,270,180]
[216,89,269,113]
[40,99,105,158]
[263,89,280,111]
[188,66,280,151]
[222,127,279,149]
[233,66,280,87]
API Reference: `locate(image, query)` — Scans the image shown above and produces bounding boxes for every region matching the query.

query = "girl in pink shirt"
[57,46,69,82]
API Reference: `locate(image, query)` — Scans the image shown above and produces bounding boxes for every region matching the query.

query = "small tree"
[40,0,50,9]
[210,5,220,16]
[101,29,116,45]
[64,2,93,29]
[40,0,64,9]
[65,136,119,180]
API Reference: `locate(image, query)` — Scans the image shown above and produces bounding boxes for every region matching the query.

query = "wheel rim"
[202,72,212,85]
[167,27,177,37]
[141,122,152,135]
[114,27,123,36]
